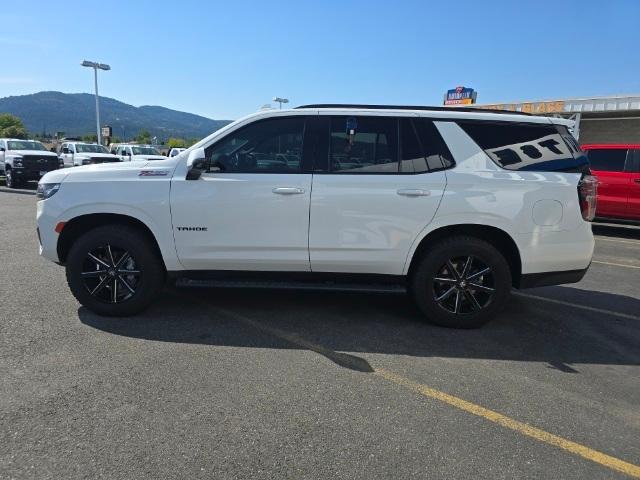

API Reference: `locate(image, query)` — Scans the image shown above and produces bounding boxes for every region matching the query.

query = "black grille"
[21,155,59,172]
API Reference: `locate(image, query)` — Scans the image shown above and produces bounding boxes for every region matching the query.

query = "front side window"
[586,149,628,172]
[7,140,47,151]
[459,121,588,172]
[329,116,398,173]
[206,117,305,173]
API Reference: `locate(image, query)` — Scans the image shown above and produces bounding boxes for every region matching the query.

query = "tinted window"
[329,116,398,173]
[586,149,628,172]
[206,117,305,173]
[399,119,420,173]
[413,118,455,171]
[459,121,588,172]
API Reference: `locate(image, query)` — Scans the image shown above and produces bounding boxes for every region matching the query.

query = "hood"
[7,150,58,157]
[131,154,166,161]
[74,152,119,159]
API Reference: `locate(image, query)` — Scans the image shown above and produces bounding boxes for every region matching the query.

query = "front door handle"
[272,187,305,195]
[397,188,431,197]
[634,178,640,184]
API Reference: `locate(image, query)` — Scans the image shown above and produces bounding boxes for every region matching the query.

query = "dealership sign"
[444,86,477,105]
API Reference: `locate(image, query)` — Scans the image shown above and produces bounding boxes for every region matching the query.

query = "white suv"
[36,105,596,328]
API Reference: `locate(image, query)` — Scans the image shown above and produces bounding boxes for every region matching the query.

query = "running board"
[176,278,407,294]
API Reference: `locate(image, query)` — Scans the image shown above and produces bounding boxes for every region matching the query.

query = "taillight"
[578,174,598,221]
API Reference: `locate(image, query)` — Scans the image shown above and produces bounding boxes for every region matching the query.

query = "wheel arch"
[406,224,522,287]
[57,213,165,269]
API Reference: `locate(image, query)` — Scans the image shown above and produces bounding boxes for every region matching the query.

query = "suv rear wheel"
[410,236,511,328]
[66,225,165,316]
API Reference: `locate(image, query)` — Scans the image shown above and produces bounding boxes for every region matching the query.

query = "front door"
[309,115,447,275]
[626,149,640,220]
[171,115,313,271]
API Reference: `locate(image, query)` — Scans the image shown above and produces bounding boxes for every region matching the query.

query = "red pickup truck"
[582,144,640,222]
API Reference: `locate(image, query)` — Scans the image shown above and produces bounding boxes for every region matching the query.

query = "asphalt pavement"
[1,183,638,479]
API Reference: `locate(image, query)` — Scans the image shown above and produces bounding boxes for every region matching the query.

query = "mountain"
[0,91,231,140]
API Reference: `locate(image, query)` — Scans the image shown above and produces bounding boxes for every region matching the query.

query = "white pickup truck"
[36,105,596,328]
[0,138,62,188]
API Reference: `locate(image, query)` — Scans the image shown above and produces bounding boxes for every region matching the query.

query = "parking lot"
[1,184,638,479]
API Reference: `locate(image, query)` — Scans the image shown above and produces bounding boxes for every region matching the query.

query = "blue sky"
[1,0,639,120]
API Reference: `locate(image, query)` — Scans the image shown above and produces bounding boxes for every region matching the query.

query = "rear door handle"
[634,179,640,184]
[397,188,431,197]
[272,187,305,195]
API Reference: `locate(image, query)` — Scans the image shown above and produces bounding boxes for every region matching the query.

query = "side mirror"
[186,147,207,180]
[62,148,70,154]
[0,147,5,152]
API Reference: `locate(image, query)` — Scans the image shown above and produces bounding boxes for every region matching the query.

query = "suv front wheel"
[410,236,511,328]
[66,225,165,316]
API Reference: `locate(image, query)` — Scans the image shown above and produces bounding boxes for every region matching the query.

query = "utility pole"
[81,60,111,145]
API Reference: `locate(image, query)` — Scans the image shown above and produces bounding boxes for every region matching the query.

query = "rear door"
[308,115,448,275]
[585,147,630,219]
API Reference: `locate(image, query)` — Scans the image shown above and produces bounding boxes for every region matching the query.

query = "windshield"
[76,144,110,154]
[7,140,48,151]
[132,146,161,155]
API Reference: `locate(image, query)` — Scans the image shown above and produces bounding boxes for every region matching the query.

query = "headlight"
[36,183,61,200]
[82,159,92,165]
[13,156,23,167]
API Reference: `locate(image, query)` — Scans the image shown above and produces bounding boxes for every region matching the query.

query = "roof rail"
[295,104,531,116]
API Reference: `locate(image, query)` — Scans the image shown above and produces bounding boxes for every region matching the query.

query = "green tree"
[82,133,98,143]
[186,138,199,147]
[135,129,152,144]
[167,137,187,148]
[0,113,28,139]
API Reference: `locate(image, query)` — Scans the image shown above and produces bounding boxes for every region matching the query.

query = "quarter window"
[206,117,305,173]
[586,149,628,172]
[328,116,398,173]
[459,121,587,172]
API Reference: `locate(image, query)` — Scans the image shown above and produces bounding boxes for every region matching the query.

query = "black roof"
[295,104,531,116]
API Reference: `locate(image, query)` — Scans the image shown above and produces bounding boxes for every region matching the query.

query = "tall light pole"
[273,97,289,109]
[81,60,111,145]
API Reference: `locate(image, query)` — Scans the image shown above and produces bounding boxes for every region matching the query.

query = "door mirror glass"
[62,148,70,154]
[186,147,206,180]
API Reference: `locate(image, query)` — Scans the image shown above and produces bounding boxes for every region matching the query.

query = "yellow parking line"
[592,260,640,269]
[192,298,640,478]
[513,291,640,321]
[375,368,640,478]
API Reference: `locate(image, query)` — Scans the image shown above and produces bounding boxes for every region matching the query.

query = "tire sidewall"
[411,237,511,329]
[66,226,164,316]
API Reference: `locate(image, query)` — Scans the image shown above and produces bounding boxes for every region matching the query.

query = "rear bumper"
[516,265,589,289]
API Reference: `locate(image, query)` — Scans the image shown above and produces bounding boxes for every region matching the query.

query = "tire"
[66,225,165,316]
[5,167,17,188]
[410,236,511,329]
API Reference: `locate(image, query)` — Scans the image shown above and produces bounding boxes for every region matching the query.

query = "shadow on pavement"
[0,181,38,196]
[78,285,640,372]
[593,222,640,240]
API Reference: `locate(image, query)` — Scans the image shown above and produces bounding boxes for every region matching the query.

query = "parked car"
[113,144,165,162]
[59,142,121,167]
[0,138,62,188]
[168,147,186,157]
[36,105,596,328]
[582,144,640,222]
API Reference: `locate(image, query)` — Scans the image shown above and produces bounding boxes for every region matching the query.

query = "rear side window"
[413,118,455,172]
[329,116,398,173]
[458,121,588,172]
[586,149,628,172]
